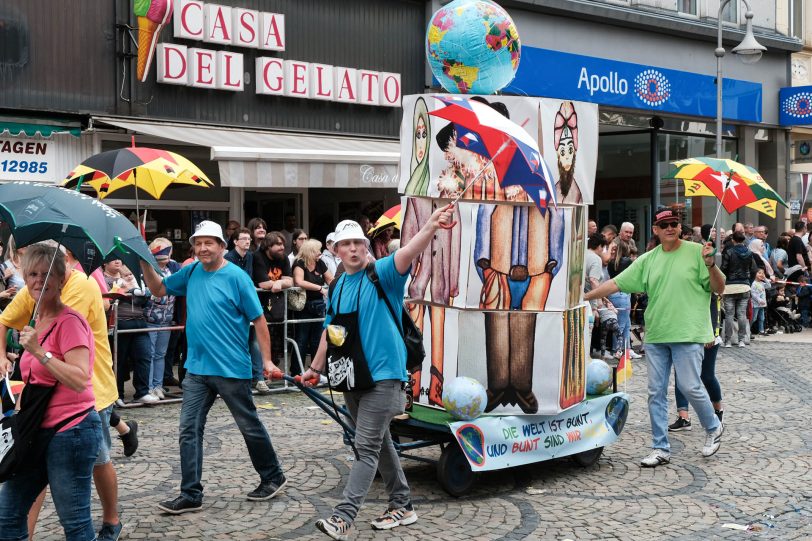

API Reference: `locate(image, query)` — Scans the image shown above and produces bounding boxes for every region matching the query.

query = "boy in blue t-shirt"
[303,206,455,540]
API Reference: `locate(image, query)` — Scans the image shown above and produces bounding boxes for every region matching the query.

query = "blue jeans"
[675,344,723,411]
[608,292,631,353]
[147,322,172,390]
[723,292,750,345]
[751,307,765,334]
[645,343,721,451]
[178,374,284,503]
[0,411,101,541]
[117,319,152,399]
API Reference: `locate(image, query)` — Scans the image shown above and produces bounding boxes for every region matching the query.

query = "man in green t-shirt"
[586,208,726,467]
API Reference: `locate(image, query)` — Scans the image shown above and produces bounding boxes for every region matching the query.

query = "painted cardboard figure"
[404,97,430,195]
[559,306,586,409]
[402,198,461,406]
[474,205,565,413]
[553,101,582,204]
[434,99,529,203]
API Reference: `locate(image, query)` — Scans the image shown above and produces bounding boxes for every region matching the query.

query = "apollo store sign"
[504,47,762,123]
[156,0,402,107]
[779,85,812,126]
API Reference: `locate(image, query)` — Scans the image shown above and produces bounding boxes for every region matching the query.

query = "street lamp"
[714,0,766,248]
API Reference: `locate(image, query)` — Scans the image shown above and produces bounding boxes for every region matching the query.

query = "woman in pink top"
[0,244,101,541]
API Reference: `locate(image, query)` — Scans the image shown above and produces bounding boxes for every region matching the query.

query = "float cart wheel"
[437,443,476,497]
[571,446,604,467]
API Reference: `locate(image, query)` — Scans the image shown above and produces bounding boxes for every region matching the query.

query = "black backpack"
[329,262,425,372]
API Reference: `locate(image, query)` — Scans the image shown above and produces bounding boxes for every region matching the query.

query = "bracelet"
[706,262,715,268]
[311,367,323,375]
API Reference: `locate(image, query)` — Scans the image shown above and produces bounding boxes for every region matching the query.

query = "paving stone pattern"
[34,341,812,540]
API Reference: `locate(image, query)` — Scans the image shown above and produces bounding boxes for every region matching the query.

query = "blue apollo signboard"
[503,47,762,123]
[779,85,812,126]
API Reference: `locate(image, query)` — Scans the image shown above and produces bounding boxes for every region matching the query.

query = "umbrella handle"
[439,203,457,229]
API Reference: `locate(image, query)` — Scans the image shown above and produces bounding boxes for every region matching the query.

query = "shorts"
[94,404,113,466]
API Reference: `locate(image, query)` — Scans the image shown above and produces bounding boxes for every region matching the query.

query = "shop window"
[789,0,803,39]
[657,133,737,229]
[677,0,698,16]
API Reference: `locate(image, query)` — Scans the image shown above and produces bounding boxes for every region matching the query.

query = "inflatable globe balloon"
[443,376,488,421]
[426,0,521,95]
[586,359,613,395]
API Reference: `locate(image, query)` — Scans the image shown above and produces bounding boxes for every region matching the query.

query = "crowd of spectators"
[586,217,812,360]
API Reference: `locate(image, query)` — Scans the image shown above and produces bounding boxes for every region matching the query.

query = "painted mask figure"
[553,101,582,204]
[405,97,431,196]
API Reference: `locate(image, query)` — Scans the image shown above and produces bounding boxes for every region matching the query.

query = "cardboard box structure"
[398,93,596,417]
[401,197,586,311]
[408,304,588,416]
[398,94,598,205]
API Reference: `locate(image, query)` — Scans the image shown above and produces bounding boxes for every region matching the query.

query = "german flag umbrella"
[367,204,402,237]
[665,157,787,218]
[63,146,213,199]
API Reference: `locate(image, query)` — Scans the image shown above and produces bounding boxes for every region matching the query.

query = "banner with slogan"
[449,392,629,471]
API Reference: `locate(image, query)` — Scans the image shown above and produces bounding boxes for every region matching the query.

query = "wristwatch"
[39,352,53,365]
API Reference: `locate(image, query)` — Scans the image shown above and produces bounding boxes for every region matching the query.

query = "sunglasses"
[658,221,680,230]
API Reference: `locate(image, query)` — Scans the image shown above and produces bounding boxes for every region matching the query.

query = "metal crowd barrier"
[109,286,326,407]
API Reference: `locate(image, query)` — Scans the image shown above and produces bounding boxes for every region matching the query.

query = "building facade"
[0,0,804,248]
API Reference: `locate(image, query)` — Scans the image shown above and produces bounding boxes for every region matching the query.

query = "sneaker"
[723,343,732,348]
[668,417,692,432]
[151,387,165,400]
[316,515,351,541]
[370,505,418,530]
[157,495,202,515]
[715,410,724,423]
[254,380,272,395]
[135,393,159,404]
[702,423,724,457]
[120,420,139,457]
[97,521,123,541]
[640,449,671,467]
[738,342,746,348]
[97,522,123,541]
[629,350,642,359]
[247,475,287,501]
[114,398,126,408]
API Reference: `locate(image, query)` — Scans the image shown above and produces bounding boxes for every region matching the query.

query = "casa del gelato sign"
[142,0,401,107]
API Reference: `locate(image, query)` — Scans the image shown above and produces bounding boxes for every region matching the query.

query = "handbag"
[265,292,286,321]
[366,262,425,372]
[287,287,306,312]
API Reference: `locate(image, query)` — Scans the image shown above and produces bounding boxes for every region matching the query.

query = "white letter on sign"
[156,44,189,85]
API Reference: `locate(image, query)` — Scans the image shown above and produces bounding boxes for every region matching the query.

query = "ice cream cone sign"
[134,0,173,82]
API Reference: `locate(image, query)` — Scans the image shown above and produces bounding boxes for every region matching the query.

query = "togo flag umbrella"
[0,182,160,281]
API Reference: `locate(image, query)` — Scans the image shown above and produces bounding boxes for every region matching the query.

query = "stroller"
[766,286,803,333]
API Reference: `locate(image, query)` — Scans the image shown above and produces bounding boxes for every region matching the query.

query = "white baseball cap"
[332,220,367,246]
[325,232,336,244]
[189,220,226,245]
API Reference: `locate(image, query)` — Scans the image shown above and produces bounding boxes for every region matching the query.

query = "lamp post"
[714,0,766,250]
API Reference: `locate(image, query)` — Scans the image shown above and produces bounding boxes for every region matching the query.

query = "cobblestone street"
[35,339,812,541]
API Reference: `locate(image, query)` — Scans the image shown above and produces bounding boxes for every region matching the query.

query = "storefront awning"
[93,117,401,189]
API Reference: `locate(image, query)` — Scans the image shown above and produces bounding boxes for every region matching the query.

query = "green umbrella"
[0,182,159,275]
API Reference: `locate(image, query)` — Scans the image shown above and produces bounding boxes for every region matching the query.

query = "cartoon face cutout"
[557,129,575,172]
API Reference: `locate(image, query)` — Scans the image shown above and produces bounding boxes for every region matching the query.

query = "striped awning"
[93,116,400,189]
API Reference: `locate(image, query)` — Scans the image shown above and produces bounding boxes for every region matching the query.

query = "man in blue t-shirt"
[303,206,454,540]
[140,221,286,515]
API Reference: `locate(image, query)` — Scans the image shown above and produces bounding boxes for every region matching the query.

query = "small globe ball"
[586,359,613,395]
[442,376,488,421]
[426,0,521,95]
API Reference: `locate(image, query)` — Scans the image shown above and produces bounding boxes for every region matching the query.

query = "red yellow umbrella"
[63,146,213,199]
[367,204,402,237]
